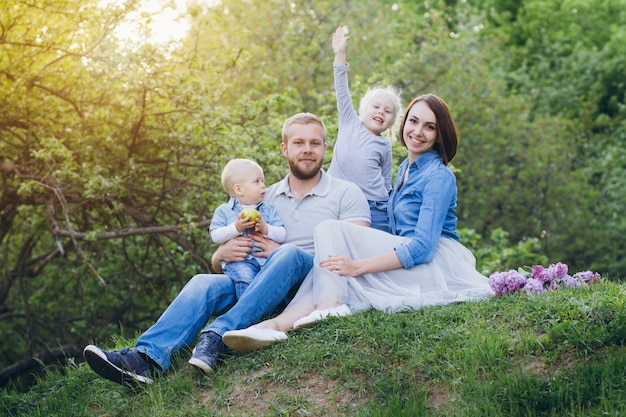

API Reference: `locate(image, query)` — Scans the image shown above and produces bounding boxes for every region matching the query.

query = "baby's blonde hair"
[221,158,263,197]
[358,85,403,143]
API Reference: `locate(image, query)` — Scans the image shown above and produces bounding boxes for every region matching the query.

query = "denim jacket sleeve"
[392,158,458,268]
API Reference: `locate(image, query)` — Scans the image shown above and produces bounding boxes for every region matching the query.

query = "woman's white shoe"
[293,304,351,329]
[222,328,287,352]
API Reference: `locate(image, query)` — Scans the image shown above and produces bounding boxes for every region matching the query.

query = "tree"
[0,0,227,386]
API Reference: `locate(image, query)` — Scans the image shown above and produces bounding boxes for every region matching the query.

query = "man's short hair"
[281,112,326,144]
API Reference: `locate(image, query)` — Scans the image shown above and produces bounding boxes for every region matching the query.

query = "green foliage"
[459,228,548,276]
[581,122,626,278]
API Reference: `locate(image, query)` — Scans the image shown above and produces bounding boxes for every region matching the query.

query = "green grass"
[2,280,626,416]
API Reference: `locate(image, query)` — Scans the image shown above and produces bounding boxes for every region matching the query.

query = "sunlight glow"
[99,0,219,47]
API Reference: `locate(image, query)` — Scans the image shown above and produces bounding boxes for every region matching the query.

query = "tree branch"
[0,343,83,387]
[31,81,83,117]
[53,220,211,240]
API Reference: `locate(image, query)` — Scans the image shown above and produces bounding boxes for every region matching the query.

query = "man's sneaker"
[83,345,155,386]
[188,331,226,373]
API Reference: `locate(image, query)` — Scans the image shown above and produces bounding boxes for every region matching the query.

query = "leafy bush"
[459,227,548,276]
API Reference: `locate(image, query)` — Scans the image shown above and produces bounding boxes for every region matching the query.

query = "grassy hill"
[2,280,625,416]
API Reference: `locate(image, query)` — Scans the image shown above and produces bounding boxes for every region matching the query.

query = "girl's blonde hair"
[358,85,403,143]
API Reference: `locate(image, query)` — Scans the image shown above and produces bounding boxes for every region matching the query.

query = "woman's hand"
[320,252,404,277]
[320,254,362,277]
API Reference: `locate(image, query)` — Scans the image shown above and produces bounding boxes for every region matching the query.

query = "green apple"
[241,207,259,222]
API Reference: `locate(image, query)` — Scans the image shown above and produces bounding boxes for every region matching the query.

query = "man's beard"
[288,157,323,180]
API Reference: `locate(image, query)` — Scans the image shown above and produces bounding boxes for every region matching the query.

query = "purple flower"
[488,271,509,296]
[560,274,586,288]
[490,263,600,296]
[547,262,569,280]
[574,270,601,284]
[532,265,552,283]
[489,270,527,296]
[548,279,559,291]
[506,273,527,292]
[522,278,546,293]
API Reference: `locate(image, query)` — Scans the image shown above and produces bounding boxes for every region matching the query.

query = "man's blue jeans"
[134,244,313,371]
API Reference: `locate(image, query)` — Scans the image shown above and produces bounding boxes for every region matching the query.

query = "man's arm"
[210,236,256,273]
[335,179,372,226]
[350,220,370,227]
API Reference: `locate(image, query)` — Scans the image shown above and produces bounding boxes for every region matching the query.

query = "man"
[83,112,370,386]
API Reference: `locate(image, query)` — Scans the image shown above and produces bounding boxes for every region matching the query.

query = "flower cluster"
[488,262,601,296]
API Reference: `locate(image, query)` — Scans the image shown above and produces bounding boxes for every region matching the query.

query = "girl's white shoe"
[293,304,351,329]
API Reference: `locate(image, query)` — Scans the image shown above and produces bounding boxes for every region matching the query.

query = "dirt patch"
[200,368,363,416]
[522,356,549,376]
[427,382,453,409]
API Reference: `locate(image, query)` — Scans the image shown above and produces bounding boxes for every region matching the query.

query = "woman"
[222,94,494,352]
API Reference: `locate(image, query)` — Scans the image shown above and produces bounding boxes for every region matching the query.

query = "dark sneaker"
[83,345,155,386]
[188,331,226,373]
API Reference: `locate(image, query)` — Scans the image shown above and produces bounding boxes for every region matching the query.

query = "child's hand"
[254,213,269,235]
[332,26,349,57]
[236,211,257,233]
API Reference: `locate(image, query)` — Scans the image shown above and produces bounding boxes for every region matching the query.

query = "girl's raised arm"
[332,26,349,65]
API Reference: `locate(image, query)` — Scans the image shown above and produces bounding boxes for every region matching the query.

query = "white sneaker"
[222,328,287,352]
[293,304,351,329]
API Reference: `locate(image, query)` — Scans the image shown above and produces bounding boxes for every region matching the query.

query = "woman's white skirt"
[285,220,494,314]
